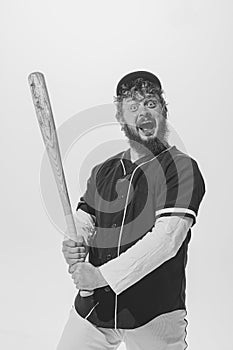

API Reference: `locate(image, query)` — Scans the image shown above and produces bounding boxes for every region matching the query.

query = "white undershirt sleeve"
[99,216,193,295]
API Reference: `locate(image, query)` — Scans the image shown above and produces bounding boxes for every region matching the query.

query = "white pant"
[57,306,188,350]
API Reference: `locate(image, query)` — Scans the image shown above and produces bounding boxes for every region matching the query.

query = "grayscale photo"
[1,1,232,349]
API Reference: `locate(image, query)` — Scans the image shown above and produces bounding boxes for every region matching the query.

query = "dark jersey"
[74,146,205,329]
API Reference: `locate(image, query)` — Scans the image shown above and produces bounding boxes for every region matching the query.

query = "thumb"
[76,235,85,246]
[63,239,77,247]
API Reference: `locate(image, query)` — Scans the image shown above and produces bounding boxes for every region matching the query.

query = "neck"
[129,139,170,163]
[129,147,148,162]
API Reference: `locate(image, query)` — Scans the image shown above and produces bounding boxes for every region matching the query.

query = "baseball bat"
[28,72,93,297]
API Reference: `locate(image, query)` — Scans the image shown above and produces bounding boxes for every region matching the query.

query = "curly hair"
[114,78,168,119]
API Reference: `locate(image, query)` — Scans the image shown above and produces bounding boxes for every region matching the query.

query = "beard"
[122,117,169,157]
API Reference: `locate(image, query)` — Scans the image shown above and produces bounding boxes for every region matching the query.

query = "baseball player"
[57,71,205,349]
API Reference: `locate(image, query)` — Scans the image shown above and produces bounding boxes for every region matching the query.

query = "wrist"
[96,267,108,288]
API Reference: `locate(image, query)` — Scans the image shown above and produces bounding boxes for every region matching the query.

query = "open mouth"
[136,119,157,136]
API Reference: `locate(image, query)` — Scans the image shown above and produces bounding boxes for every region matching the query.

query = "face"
[122,93,163,138]
[118,93,168,155]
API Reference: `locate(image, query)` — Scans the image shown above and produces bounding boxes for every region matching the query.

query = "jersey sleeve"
[76,166,98,217]
[155,154,205,226]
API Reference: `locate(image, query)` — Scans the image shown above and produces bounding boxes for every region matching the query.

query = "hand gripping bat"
[28,72,93,297]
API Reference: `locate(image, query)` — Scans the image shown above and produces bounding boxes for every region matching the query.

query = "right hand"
[62,237,88,273]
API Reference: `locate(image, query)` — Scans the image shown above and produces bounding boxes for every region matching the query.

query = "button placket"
[105,254,112,292]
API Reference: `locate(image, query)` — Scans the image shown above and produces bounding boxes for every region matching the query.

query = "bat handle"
[76,237,94,298]
[65,215,94,297]
[79,254,94,297]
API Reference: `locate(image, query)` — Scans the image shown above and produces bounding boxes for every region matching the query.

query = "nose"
[138,104,151,119]
[138,103,150,116]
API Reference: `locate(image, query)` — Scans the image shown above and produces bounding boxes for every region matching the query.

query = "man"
[57,71,205,349]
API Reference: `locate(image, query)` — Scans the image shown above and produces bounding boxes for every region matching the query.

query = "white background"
[1,0,233,349]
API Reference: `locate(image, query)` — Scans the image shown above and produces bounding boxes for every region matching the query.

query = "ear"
[115,113,125,133]
[114,101,124,126]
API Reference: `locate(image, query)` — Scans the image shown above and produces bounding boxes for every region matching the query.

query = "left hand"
[71,262,108,290]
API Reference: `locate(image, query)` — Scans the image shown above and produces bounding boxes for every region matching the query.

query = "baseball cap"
[116,70,162,96]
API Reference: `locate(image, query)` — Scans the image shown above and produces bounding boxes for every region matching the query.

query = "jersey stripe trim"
[155,207,196,219]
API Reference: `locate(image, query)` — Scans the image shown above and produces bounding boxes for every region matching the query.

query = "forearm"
[99,216,192,295]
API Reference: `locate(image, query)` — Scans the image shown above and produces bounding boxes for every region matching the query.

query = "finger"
[67,258,85,265]
[67,246,86,253]
[63,240,77,248]
[64,250,86,258]
[76,246,86,252]
[67,258,85,266]
[65,252,86,261]
[65,258,84,266]
[63,251,85,260]
[62,246,86,256]
[67,253,86,259]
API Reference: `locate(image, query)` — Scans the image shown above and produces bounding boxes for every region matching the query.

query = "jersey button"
[104,287,111,292]
[106,254,112,260]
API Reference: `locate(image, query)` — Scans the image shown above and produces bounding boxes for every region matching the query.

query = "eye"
[146,100,158,109]
[129,103,139,112]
